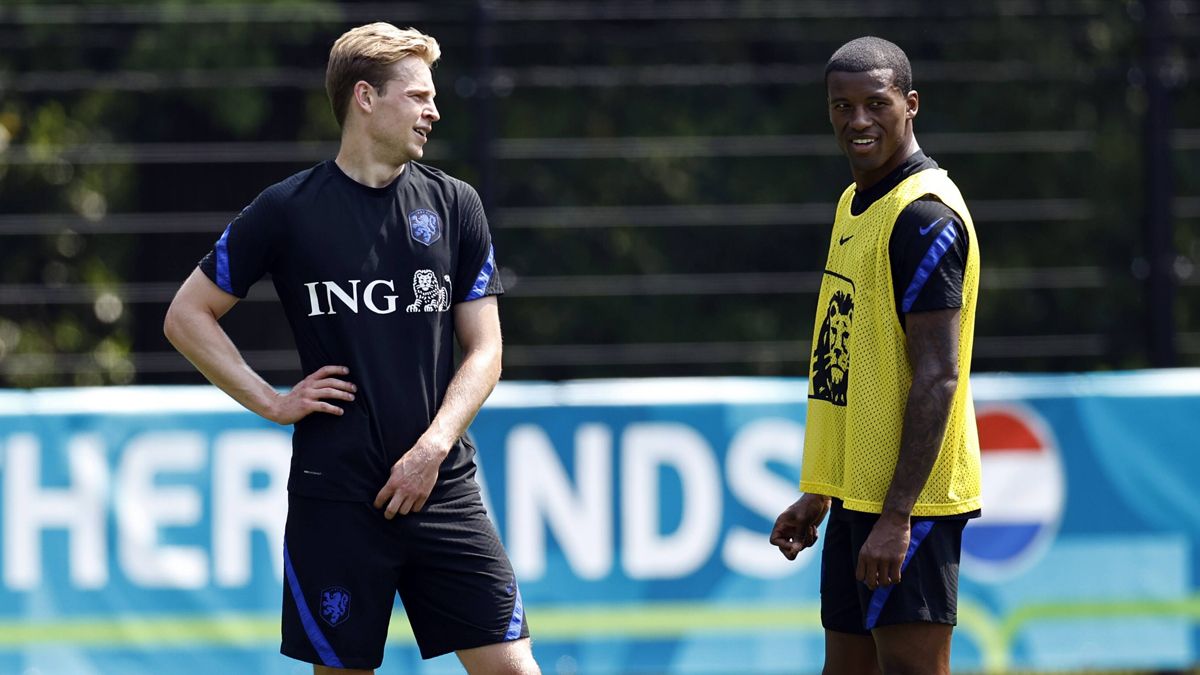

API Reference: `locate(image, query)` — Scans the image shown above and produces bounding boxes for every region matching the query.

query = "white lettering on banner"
[621,423,721,579]
[507,424,613,580]
[213,431,289,587]
[1,429,295,592]
[723,418,814,577]
[1,416,805,592]
[3,433,109,590]
[115,432,208,589]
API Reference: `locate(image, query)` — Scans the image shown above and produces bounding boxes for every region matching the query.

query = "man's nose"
[849,106,871,130]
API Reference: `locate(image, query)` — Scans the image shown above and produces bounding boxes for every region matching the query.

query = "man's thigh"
[850,516,965,631]
[823,505,965,673]
[396,490,530,660]
[820,511,871,635]
[282,495,400,671]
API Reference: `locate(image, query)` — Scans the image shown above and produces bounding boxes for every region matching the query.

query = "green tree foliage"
[0,0,338,386]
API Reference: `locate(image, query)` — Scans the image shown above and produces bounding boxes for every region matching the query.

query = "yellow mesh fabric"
[800,168,982,516]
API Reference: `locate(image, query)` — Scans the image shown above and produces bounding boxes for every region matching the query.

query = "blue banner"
[1,373,1198,673]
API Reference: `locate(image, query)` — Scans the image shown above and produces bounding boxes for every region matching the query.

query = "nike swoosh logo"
[919,217,945,236]
[839,234,853,245]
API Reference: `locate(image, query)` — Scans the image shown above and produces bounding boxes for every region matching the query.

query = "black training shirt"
[199,160,503,501]
[849,150,969,327]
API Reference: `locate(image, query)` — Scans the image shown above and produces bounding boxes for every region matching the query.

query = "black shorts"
[820,500,965,634]
[280,490,529,669]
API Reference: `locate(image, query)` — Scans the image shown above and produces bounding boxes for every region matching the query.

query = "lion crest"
[319,586,350,627]
[406,269,451,312]
[811,289,853,406]
[408,208,441,246]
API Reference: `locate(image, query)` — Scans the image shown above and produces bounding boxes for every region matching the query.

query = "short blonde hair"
[325,23,441,127]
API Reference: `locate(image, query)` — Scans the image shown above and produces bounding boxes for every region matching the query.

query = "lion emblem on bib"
[406,269,451,313]
[811,289,853,406]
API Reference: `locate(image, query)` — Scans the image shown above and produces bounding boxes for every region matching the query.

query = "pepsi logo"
[960,404,1065,581]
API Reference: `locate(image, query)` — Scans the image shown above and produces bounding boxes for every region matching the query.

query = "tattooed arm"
[883,307,961,518]
[854,307,961,590]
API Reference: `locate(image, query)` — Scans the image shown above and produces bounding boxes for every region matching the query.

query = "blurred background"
[1,1,1199,674]
[1,0,1197,386]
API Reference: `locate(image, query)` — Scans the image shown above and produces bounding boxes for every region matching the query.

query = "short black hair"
[824,36,913,93]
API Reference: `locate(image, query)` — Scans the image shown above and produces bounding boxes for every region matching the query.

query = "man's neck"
[334,135,407,188]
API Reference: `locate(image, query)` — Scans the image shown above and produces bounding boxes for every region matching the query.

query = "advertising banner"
[1,372,1197,673]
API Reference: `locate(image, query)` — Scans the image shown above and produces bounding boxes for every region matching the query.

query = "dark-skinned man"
[770,36,982,675]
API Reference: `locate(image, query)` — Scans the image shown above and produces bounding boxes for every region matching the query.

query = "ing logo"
[406,269,451,313]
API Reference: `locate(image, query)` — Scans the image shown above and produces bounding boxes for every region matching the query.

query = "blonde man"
[165,23,538,674]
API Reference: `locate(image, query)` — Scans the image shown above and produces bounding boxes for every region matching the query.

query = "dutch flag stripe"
[962,406,1065,578]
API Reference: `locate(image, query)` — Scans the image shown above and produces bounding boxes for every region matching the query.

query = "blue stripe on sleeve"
[900,224,958,313]
[863,519,935,630]
[214,223,234,294]
[504,586,525,640]
[283,542,343,668]
[465,244,496,301]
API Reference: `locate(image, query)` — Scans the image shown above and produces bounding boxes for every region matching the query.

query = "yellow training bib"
[800,168,982,516]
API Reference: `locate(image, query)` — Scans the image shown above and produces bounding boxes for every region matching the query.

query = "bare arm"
[883,307,961,518]
[163,268,354,424]
[856,307,960,588]
[421,295,504,454]
[374,295,502,517]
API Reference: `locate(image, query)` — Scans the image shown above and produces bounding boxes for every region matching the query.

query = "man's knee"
[458,638,540,675]
[824,629,880,675]
[872,622,952,675]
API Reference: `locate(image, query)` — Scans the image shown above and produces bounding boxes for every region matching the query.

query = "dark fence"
[0,0,1196,385]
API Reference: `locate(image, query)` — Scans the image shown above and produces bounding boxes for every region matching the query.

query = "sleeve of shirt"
[889,197,969,316]
[198,187,285,298]
[453,181,505,303]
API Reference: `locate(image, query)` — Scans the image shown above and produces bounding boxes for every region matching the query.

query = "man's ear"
[352,81,375,114]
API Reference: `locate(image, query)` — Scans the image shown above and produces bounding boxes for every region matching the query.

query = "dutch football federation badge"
[319,586,351,627]
[408,208,442,246]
